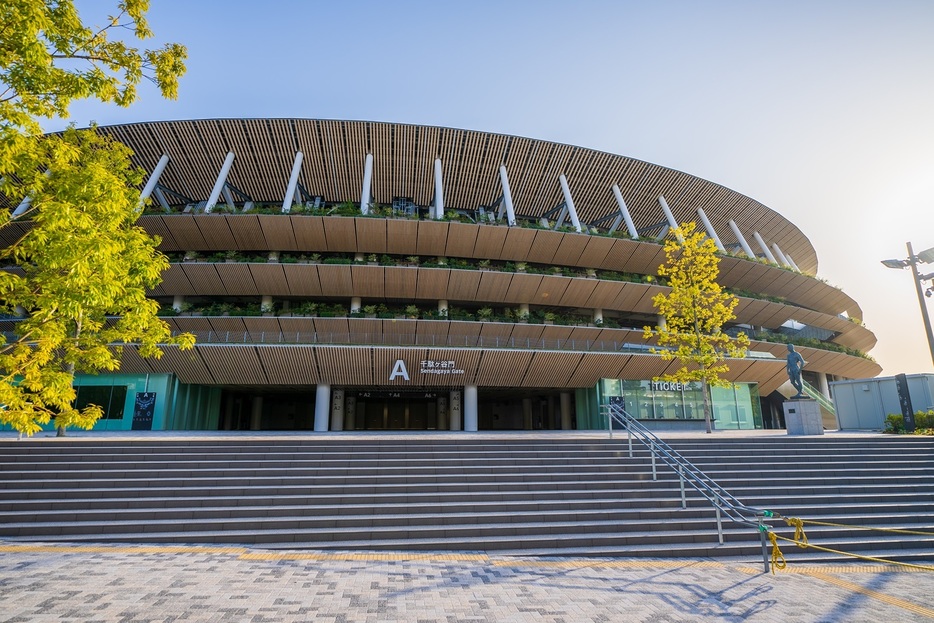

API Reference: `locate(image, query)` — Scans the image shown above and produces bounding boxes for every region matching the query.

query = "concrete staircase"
[1,435,933,564]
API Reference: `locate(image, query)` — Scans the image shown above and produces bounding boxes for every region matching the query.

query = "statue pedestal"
[784,399,823,435]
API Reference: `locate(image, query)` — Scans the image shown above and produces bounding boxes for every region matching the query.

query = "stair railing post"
[715,496,724,544]
[679,465,686,509]
[758,516,771,574]
[607,406,613,440]
[650,441,657,481]
[628,426,632,458]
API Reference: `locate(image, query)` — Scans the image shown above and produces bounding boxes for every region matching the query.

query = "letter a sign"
[389,359,410,381]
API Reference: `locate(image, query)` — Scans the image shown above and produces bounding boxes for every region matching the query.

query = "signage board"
[131,392,156,430]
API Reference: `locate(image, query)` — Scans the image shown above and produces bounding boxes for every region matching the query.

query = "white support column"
[784,253,801,272]
[360,153,373,215]
[464,385,478,432]
[345,395,356,431]
[205,151,235,213]
[560,392,573,430]
[449,390,462,431]
[593,308,604,325]
[499,165,518,226]
[611,184,639,239]
[350,296,362,313]
[250,395,263,431]
[12,195,32,218]
[558,174,582,233]
[519,303,530,320]
[771,243,792,268]
[139,154,170,207]
[818,372,839,429]
[172,295,185,312]
[753,232,778,263]
[728,220,757,259]
[433,158,444,220]
[314,384,330,431]
[658,196,680,239]
[438,299,449,317]
[261,295,273,314]
[330,388,345,432]
[282,151,304,213]
[696,208,725,252]
[818,372,831,399]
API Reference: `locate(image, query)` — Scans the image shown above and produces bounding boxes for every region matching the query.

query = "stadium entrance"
[215,387,575,431]
[350,389,444,430]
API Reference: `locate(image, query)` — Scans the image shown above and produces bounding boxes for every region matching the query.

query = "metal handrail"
[602,399,774,571]
[802,380,835,415]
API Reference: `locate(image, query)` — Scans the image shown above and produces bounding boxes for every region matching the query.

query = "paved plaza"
[0,544,932,623]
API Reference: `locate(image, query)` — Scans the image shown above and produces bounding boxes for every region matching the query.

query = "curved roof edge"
[86,118,820,274]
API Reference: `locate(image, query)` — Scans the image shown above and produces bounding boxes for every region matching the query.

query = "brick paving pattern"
[0,545,932,622]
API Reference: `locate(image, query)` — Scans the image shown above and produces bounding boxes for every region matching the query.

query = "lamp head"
[881,258,909,269]
[917,247,934,264]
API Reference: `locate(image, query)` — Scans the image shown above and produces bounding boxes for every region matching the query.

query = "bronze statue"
[786,343,806,399]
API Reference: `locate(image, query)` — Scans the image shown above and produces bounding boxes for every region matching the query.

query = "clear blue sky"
[52,0,934,377]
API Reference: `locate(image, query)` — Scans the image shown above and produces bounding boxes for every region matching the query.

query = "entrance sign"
[390,359,465,381]
[389,360,410,381]
[420,360,465,375]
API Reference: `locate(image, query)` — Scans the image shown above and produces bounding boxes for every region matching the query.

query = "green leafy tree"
[643,222,750,433]
[0,1,191,435]
[1,0,186,178]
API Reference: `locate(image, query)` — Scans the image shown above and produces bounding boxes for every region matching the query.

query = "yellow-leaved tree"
[643,222,750,433]
[0,1,193,436]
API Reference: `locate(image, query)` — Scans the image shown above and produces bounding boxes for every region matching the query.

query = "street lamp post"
[881,241,934,368]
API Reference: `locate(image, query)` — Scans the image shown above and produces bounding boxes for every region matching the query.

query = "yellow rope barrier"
[784,517,808,547]
[768,531,787,573]
[768,531,934,573]
[796,519,934,538]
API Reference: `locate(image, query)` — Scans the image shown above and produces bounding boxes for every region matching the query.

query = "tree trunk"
[702,378,712,434]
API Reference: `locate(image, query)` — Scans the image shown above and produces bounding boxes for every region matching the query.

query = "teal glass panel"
[710,384,760,430]
[595,378,760,429]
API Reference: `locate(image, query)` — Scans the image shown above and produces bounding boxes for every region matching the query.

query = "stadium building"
[1,119,880,432]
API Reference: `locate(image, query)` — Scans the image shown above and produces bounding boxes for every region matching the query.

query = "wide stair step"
[1,435,932,567]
